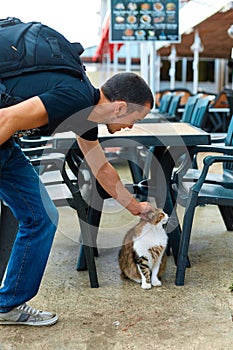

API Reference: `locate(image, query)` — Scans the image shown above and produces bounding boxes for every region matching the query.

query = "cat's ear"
[158,212,165,222]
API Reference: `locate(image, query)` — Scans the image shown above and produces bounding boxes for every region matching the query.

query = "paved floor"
[0,160,233,349]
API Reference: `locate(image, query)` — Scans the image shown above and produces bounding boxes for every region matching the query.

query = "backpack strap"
[0,80,23,107]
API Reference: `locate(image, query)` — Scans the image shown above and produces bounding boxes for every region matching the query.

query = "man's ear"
[114,101,127,116]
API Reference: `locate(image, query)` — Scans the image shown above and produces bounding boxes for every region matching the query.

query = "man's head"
[101,72,154,108]
[100,72,154,133]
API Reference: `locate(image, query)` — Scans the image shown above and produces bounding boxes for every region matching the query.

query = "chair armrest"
[210,133,227,143]
[19,136,54,147]
[30,153,65,169]
[192,155,233,192]
[31,152,84,196]
[173,145,233,181]
[190,144,233,157]
[22,145,57,157]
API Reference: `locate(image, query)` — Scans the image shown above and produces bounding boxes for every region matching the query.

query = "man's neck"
[88,90,114,124]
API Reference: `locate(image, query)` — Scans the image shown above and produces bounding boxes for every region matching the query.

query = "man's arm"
[77,136,153,217]
[0,96,48,145]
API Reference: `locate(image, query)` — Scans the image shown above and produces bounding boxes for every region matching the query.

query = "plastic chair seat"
[182,181,233,204]
[182,168,233,186]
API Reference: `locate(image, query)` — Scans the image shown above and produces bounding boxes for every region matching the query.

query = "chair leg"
[218,205,233,231]
[76,207,103,270]
[76,245,87,271]
[73,192,99,288]
[175,191,197,286]
[76,182,105,272]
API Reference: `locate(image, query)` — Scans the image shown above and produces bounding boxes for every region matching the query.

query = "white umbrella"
[168,45,177,90]
[190,30,204,94]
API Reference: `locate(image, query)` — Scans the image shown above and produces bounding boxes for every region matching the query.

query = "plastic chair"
[159,93,173,113]
[206,89,230,132]
[223,88,233,116]
[180,94,201,123]
[155,88,192,109]
[164,94,183,121]
[155,89,171,109]
[175,154,233,286]
[1,138,99,288]
[173,88,192,107]
[172,114,233,193]
[171,113,233,286]
[189,96,211,128]
[27,141,99,287]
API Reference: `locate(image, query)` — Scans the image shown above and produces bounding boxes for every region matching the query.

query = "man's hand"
[137,202,154,220]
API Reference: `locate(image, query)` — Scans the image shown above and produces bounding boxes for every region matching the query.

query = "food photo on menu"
[111,0,179,42]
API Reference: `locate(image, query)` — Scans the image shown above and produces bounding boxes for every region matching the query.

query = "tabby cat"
[118,208,168,289]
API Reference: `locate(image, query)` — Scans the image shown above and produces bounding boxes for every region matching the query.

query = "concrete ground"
[0,159,233,350]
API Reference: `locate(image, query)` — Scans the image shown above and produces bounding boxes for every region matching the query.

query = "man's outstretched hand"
[137,202,154,220]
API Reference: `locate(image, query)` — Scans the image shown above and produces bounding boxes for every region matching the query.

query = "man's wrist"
[126,198,141,216]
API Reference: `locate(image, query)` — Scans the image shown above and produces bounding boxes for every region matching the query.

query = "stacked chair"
[156,92,183,122]
[155,88,192,110]
[158,92,173,114]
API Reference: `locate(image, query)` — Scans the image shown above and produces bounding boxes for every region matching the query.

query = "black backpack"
[0,17,93,106]
[0,17,86,79]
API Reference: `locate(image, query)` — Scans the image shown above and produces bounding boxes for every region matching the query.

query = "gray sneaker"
[0,303,58,326]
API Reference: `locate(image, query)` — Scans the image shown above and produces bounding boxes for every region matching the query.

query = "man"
[0,71,154,326]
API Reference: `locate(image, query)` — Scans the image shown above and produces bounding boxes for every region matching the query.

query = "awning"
[158,7,233,58]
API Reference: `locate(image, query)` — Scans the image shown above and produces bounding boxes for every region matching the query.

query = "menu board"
[110,0,180,42]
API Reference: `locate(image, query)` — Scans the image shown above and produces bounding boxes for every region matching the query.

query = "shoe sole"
[0,315,58,326]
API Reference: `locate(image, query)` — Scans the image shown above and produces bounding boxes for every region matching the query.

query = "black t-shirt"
[3,71,100,141]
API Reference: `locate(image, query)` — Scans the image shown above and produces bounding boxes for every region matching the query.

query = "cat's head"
[146,208,169,228]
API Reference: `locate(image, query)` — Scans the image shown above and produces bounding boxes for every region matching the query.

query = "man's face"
[106,103,151,134]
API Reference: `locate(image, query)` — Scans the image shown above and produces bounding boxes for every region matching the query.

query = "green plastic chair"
[180,94,201,123]
[175,154,233,286]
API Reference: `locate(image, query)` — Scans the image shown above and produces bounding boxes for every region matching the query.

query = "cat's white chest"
[133,223,167,258]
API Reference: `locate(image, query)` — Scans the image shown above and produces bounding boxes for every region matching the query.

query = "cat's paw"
[141,282,152,289]
[151,278,162,287]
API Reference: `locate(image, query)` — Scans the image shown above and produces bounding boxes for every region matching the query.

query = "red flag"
[92,15,123,62]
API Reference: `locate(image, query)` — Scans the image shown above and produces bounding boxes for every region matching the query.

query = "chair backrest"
[159,93,173,113]
[155,88,192,109]
[225,114,233,147]
[224,88,233,116]
[172,88,192,107]
[167,94,182,117]
[181,95,200,123]
[190,97,211,128]
[155,89,171,108]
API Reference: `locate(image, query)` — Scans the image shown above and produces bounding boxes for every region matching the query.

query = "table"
[0,123,211,286]
[53,123,211,270]
[54,122,210,148]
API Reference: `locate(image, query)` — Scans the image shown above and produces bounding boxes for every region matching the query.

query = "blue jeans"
[0,143,59,312]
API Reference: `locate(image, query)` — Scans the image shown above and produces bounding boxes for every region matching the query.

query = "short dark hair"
[101,72,154,109]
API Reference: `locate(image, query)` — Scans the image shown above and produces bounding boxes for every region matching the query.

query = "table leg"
[150,146,190,266]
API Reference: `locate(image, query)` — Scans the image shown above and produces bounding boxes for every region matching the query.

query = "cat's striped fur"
[118,208,168,289]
